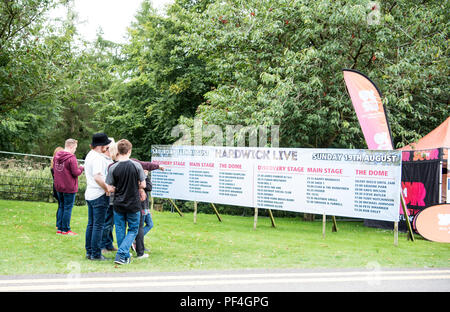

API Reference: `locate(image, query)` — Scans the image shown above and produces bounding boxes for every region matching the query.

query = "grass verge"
[0,199,448,275]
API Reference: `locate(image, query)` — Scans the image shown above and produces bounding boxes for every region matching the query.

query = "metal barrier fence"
[0,151,86,206]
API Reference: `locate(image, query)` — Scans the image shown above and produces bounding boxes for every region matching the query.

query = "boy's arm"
[138,169,147,201]
[104,165,116,194]
[134,162,147,200]
[138,167,146,189]
[139,188,147,201]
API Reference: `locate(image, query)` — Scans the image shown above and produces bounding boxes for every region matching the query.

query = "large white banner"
[151,145,402,222]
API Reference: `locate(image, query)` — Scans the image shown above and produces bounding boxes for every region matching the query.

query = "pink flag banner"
[343,69,414,236]
[343,69,393,150]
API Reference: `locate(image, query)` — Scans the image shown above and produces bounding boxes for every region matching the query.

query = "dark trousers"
[135,212,154,256]
[101,204,115,250]
[135,214,145,256]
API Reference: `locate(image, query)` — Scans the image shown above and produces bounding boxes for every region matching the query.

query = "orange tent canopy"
[400,116,450,160]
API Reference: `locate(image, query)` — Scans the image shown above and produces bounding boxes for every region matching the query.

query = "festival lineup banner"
[401,148,442,220]
[151,145,403,222]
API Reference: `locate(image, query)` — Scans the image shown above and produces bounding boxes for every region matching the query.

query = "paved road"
[1,268,449,292]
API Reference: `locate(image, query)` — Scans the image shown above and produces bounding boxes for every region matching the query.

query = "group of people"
[51,133,163,265]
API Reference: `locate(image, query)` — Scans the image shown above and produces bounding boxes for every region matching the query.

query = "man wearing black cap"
[84,133,113,261]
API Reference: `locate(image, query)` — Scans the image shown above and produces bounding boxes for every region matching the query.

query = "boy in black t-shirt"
[106,139,146,265]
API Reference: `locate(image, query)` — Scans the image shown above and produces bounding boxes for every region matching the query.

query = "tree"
[0,1,119,157]
[0,0,71,152]
[41,30,121,158]
[94,0,214,159]
[181,0,448,149]
[2,0,447,158]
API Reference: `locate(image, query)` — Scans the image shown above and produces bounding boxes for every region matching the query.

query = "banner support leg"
[194,201,198,224]
[268,209,276,228]
[331,216,338,232]
[394,221,398,246]
[210,203,222,222]
[253,208,258,230]
[400,194,415,241]
[167,198,183,217]
[322,213,326,239]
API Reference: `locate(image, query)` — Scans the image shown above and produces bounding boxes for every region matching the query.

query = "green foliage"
[93,0,213,159]
[1,199,449,275]
[180,0,449,148]
[0,0,118,158]
[1,0,448,158]
[41,32,121,158]
[0,0,65,152]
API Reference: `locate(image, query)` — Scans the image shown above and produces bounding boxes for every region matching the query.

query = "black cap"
[91,133,112,147]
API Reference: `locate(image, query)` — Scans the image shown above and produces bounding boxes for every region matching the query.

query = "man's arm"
[132,161,147,189]
[94,173,110,193]
[69,156,84,177]
[131,158,162,171]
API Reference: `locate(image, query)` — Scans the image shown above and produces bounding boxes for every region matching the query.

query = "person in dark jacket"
[132,160,163,259]
[53,139,84,235]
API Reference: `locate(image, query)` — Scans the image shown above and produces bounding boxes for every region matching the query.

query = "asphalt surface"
[1,267,449,292]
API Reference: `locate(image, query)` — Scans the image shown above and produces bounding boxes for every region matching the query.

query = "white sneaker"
[136,253,149,259]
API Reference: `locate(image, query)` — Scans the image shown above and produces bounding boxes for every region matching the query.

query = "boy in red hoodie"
[53,139,84,235]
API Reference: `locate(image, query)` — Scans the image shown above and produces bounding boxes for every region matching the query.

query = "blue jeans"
[142,213,154,236]
[55,194,64,229]
[101,204,115,250]
[56,192,76,232]
[114,210,140,261]
[85,194,109,258]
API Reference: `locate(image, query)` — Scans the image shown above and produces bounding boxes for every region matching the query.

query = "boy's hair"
[117,139,132,155]
[65,138,78,148]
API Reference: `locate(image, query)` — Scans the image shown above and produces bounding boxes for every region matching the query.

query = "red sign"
[414,204,450,243]
[402,149,440,162]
